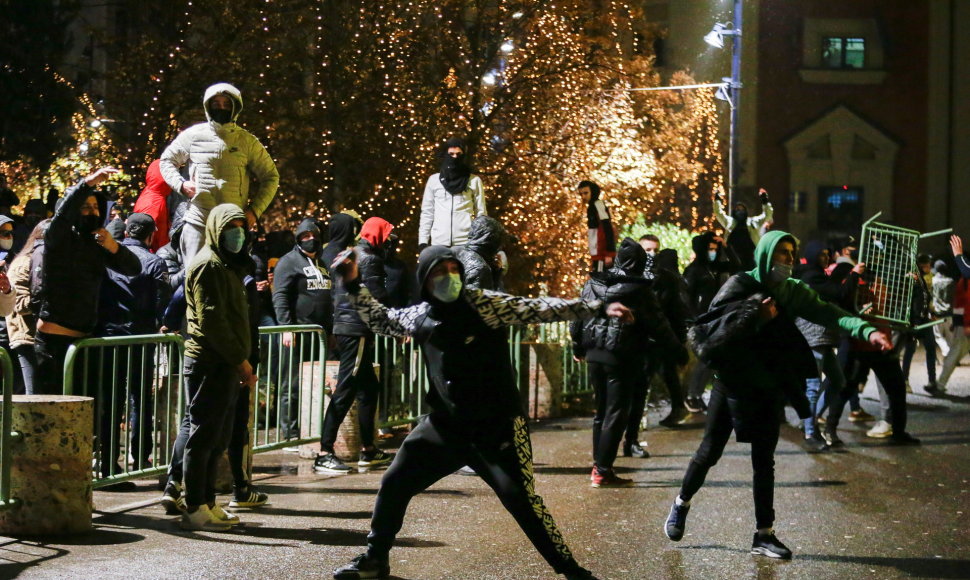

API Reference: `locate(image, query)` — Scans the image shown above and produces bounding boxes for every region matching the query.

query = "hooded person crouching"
[330,245,637,580]
[664,231,893,559]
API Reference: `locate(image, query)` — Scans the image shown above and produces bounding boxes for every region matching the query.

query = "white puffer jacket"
[418,174,486,247]
[159,83,279,228]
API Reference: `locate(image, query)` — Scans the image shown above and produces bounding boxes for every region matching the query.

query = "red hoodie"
[133,159,172,252]
[360,217,394,248]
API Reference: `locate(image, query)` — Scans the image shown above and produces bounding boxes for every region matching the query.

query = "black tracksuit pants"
[366,412,582,575]
[677,383,780,529]
[626,353,684,444]
[181,356,240,507]
[588,360,639,471]
[319,334,379,453]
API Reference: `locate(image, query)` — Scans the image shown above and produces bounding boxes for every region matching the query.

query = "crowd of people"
[0,82,967,579]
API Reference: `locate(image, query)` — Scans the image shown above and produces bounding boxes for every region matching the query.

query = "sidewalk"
[1,354,968,579]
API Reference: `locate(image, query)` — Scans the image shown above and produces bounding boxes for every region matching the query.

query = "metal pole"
[728,0,743,207]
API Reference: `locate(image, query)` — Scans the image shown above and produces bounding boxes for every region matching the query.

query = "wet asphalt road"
[1,356,968,580]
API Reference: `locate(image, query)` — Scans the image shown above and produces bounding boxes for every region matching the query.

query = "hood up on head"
[416,245,465,302]
[749,229,798,285]
[205,203,246,258]
[295,218,320,240]
[465,215,506,259]
[327,212,361,247]
[801,239,827,269]
[360,217,394,248]
[691,232,716,263]
[203,83,243,124]
[655,248,680,274]
[613,237,646,276]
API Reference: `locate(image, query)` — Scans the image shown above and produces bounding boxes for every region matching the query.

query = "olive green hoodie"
[184,203,251,365]
[749,230,874,341]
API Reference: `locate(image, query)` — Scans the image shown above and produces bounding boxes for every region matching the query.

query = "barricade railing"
[0,348,22,510]
[251,325,327,452]
[63,334,185,489]
[57,320,584,488]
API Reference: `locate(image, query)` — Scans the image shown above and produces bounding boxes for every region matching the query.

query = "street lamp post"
[705,0,743,207]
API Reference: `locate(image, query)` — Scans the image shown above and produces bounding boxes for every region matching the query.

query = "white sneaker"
[180,505,233,531]
[210,504,242,525]
[866,420,893,438]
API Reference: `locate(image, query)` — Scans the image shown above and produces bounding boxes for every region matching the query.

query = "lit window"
[821,37,866,69]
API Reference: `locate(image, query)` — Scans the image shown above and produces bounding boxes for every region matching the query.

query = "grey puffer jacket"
[457,215,505,291]
[159,83,279,228]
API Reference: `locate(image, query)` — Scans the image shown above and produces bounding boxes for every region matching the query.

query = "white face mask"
[707,250,718,262]
[430,272,463,303]
[0,237,11,251]
[769,261,792,283]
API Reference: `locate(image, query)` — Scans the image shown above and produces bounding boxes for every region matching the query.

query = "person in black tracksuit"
[331,245,633,580]
[314,216,395,474]
[626,246,690,446]
[272,217,332,438]
[682,232,741,412]
[571,239,685,487]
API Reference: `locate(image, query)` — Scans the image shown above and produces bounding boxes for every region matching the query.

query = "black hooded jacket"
[682,232,741,318]
[272,218,333,331]
[38,180,141,334]
[457,215,505,291]
[571,238,686,365]
[320,213,359,277]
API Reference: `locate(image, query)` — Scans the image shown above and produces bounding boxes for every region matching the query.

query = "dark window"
[822,37,866,69]
[818,186,864,234]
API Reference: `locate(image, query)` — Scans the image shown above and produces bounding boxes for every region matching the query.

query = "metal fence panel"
[0,348,21,510]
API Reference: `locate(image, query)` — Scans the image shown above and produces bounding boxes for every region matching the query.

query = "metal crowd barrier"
[56,321,584,487]
[0,348,22,510]
[63,334,185,489]
[251,325,327,452]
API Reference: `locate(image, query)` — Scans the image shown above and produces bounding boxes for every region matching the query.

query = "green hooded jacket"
[748,230,875,342]
[184,203,251,365]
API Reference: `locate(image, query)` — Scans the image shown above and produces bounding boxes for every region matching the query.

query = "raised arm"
[467,288,603,329]
[346,285,427,338]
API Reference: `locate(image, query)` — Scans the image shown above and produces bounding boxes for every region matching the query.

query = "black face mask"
[78,214,102,233]
[299,238,319,254]
[210,108,232,124]
[732,210,748,223]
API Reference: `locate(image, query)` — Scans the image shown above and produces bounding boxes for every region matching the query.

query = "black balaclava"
[727,202,755,263]
[613,237,647,277]
[732,203,748,224]
[438,137,471,195]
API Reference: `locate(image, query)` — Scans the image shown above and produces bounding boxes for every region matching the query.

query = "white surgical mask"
[707,250,718,262]
[0,238,11,251]
[430,272,463,303]
[769,261,792,283]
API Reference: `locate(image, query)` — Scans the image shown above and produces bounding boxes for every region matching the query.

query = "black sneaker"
[229,487,269,508]
[664,500,690,541]
[923,383,941,397]
[751,531,792,559]
[622,442,649,458]
[802,435,829,454]
[821,429,844,448]
[888,432,921,446]
[160,482,187,515]
[333,553,390,579]
[357,449,394,468]
[314,453,352,474]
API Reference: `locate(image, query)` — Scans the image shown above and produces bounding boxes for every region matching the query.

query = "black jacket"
[320,213,360,278]
[38,181,141,334]
[457,215,505,291]
[332,238,387,336]
[682,232,741,319]
[272,218,333,331]
[689,273,814,441]
[571,238,686,365]
[97,237,172,336]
